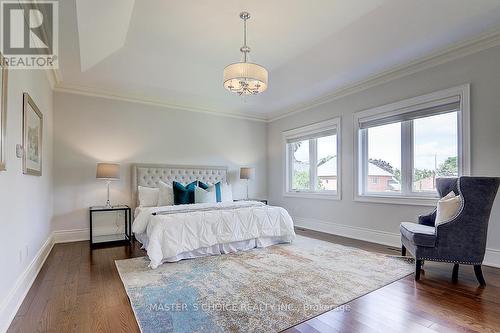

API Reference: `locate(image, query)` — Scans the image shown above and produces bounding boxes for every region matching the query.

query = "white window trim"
[283,117,342,200]
[353,84,470,206]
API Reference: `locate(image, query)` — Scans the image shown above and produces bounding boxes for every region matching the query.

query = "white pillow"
[138,186,159,207]
[220,183,233,202]
[435,191,462,226]
[194,185,217,204]
[158,181,174,206]
[442,191,456,200]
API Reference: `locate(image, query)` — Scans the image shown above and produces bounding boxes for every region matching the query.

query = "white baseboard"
[294,216,401,248]
[293,216,500,268]
[52,228,89,243]
[0,234,54,333]
[484,248,500,268]
[0,228,89,332]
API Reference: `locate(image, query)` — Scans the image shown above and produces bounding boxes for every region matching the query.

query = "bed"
[131,164,296,268]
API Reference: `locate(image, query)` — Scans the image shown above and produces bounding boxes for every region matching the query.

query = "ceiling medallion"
[223,12,268,96]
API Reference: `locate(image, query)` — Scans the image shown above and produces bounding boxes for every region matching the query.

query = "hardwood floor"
[7,229,500,333]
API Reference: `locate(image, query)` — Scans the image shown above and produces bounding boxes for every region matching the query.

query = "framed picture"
[22,93,43,176]
[0,52,7,171]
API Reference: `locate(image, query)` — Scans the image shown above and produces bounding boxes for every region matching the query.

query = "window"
[413,112,458,192]
[366,122,401,193]
[284,118,341,199]
[355,85,470,205]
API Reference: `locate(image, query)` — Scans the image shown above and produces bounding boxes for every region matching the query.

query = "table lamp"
[240,167,255,200]
[96,163,120,208]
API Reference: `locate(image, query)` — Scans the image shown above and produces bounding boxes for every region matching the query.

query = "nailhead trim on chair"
[416,257,481,265]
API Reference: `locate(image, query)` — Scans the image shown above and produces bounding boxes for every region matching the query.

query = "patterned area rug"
[116,236,413,333]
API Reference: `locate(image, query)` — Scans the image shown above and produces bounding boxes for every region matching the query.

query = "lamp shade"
[240,167,255,180]
[96,163,120,180]
[223,62,268,95]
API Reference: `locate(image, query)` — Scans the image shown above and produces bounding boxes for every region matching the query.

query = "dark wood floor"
[8,228,500,333]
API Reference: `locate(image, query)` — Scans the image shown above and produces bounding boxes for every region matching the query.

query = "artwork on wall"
[22,93,43,176]
[0,52,7,171]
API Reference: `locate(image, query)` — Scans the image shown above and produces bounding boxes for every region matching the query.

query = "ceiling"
[57,0,500,121]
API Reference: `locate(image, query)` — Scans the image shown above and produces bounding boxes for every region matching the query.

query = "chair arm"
[418,210,436,227]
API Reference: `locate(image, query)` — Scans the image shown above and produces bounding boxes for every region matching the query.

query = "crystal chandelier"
[223,12,268,95]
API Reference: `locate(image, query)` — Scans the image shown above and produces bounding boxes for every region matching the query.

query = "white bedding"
[133,201,296,268]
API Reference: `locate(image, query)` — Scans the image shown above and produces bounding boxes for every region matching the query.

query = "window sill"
[354,194,438,207]
[283,191,340,200]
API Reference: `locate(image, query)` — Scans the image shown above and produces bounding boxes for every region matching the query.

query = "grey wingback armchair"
[400,177,500,286]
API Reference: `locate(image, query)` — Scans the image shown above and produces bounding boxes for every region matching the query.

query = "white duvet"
[133,201,296,268]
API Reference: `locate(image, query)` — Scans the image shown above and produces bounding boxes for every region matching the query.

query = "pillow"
[218,182,233,202]
[158,181,174,206]
[138,186,159,207]
[194,185,217,204]
[435,191,462,226]
[173,181,207,205]
[442,191,456,200]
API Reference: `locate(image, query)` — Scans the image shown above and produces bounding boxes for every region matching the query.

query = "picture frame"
[22,93,43,176]
[0,52,7,171]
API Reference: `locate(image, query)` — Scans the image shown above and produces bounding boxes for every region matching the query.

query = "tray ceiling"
[57,0,500,120]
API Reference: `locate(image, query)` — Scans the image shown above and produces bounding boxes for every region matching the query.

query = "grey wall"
[53,92,267,231]
[0,69,53,328]
[267,45,500,253]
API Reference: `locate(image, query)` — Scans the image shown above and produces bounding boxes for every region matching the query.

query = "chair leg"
[401,245,406,256]
[415,259,422,281]
[474,265,486,286]
[452,264,459,283]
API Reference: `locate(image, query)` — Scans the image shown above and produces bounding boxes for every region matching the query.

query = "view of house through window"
[361,110,459,196]
[289,134,337,192]
[317,135,337,191]
[367,122,401,193]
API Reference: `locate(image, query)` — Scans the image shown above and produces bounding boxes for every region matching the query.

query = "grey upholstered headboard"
[131,164,228,208]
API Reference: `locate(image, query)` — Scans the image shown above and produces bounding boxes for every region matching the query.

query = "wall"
[52,92,268,233]
[267,45,500,263]
[0,68,53,331]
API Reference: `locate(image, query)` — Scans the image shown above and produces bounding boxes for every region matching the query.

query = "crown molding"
[44,68,62,89]
[268,27,500,122]
[53,83,268,122]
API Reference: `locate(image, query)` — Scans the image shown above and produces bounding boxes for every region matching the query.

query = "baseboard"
[484,248,500,268]
[52,228,89,243]
[294,216,401,248]
[0,234,54,333]
[293,216,500,268]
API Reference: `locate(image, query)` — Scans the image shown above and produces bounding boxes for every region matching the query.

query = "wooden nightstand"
[234,199,268,205]
[89,205,131,248]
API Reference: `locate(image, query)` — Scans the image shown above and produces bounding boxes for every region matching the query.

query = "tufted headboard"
[131,164,228,208]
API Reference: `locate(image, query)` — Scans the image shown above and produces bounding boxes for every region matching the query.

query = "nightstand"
[89,205,131,248]
[234,199,268,205]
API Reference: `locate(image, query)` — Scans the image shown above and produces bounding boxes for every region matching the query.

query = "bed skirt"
[134,233,289,264]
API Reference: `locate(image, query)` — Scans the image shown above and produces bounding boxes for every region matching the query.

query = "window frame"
[354,84,470,206]
[283,117,341,200]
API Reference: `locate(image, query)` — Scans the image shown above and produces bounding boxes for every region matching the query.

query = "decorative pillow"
[199,182,233,203]
[435,191,462,226]
[138,186,159,207]
[194,185,217,204]
[218,182,233,202]
[173,181,208,205]
[442,191,456,200]
[158,181,174,206]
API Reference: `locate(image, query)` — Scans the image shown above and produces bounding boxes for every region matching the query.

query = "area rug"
[115,236,413,333]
